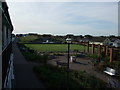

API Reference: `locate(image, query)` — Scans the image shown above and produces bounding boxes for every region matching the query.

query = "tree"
[84,35,93,38]
[66,34,74,38]
[109,35,116,38]
[42,34,52,37]
[79,35,84,38]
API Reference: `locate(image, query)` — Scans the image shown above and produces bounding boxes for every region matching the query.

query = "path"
[13,38,45,88]
[48,55,120,87]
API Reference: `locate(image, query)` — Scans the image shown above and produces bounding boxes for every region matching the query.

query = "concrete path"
[48,55,120,88]
[12,39,45,88]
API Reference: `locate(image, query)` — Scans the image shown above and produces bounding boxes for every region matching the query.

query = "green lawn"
[18,35,39,42]
[25,44,90,52]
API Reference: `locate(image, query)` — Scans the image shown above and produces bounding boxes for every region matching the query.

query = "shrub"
[22,52,48,63]
[71,70,106,88]
[103,56,110,62]
[53,53,63,56]
[33,65,80,88]
[86,54,101,59]
[73,49,79,53]
[33,65,107,88]
[22,52,41,61]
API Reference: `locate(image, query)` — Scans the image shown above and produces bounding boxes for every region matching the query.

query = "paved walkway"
[48,55,120,87]
[13,39,45,88]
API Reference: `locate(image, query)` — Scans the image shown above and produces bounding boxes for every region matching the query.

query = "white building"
[113,39,120,47]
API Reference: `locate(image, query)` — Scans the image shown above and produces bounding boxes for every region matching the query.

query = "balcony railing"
[2,41,12,88]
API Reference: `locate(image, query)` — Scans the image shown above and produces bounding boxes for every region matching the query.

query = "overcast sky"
[7,1,118,36]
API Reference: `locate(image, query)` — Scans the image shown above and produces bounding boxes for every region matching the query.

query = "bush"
[73,49,79,53]
[104,56,110,62]
[86,54,101,60]
[33,65,80,88]
[22,52,48,63]
[71,70,106,88]
[17,43,49,64]
[53,53,63,56]
[33,65,107,88]
[17,43,26,49]
[22,52,41,61]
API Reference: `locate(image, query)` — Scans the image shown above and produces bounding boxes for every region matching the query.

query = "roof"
[80,37,91,42]
[104,37,119,42]
[90,37,119,42]
[79,36,120,42]
[90,37,106,42]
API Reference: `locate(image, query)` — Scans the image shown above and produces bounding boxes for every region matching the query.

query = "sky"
[7,0,118,36]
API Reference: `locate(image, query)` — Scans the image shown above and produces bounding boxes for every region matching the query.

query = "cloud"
[54,2,118,24]
[6,0,119,2]
[7,2,118,36]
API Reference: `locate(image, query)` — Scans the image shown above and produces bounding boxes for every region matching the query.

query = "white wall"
[113,43,120,47]
[113,39,120,47]
[89,42,103,45]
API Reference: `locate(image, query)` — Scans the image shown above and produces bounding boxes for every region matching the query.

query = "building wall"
[89,42,103,45]
[0,1,2,89]
[1,2,14,89]
[113,39,120,47]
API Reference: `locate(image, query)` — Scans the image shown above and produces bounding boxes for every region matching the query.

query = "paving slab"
[13,39,45,88]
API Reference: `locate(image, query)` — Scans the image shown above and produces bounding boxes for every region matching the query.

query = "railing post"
[98,44,101,56]
[86,42,89,53]
[105,46,108,56]
[110,48,113,63]
[103,45,106,53]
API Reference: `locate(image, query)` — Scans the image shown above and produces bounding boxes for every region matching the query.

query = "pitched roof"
[80,37,91,42]
[109,37,119,42]
[90,37,106,42]
[79,36,120,42]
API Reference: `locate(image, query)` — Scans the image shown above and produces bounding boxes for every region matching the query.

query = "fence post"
[103,45,106,53]
[92,44,95,54]
[105,45,108,56]
[110,48,113,63]
[86,42,89,53]
[98,44,101,56]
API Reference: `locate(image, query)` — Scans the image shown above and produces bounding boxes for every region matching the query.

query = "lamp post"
[66,38,72,70]
[66,38,72,89]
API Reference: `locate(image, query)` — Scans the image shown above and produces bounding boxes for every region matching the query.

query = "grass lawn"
[25,44,91,53]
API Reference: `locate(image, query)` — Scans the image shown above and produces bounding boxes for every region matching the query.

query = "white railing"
[4,53,14,88]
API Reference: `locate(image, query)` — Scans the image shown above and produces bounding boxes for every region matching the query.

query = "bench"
[104,67,116,76]
[56,61,68,67]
